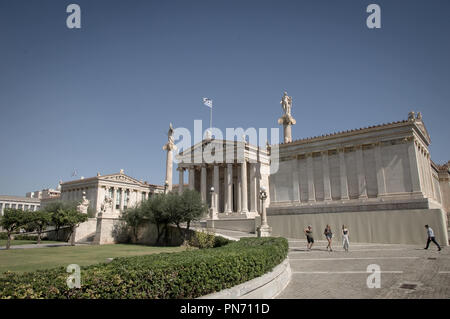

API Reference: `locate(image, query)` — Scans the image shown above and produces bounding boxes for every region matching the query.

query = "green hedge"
[0,237,288,299]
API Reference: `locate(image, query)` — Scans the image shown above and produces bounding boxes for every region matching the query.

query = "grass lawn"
[0,244,187,274]
[0,240,62,247]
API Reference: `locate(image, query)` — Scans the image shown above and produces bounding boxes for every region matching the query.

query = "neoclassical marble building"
[59,170,164,217]
[171,97,449,245]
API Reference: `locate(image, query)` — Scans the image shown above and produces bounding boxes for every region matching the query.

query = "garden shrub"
[0,237,288,299]
[189,229,216,249]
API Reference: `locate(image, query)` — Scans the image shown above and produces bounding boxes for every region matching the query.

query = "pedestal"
[257,224,272,237]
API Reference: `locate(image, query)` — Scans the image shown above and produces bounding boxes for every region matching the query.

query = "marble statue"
[100,196,113,215]
[281,91,292,116]
[77,191,90,214]
[278,91,296,143]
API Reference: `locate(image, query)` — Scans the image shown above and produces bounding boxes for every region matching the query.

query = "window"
[12,204,16,209]
[5,204,10,209]
[109,188,113,199]
[116,189,121,209]
[18,204,23,210]
[142,192,146,201]
[24,205,29,210]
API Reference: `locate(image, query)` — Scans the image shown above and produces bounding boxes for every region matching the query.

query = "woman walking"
[342,225,349,252]
[324,225,333,252]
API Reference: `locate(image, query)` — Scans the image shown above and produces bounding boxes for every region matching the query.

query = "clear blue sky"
[0,0,449,195]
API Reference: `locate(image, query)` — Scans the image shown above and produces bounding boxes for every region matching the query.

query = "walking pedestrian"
[324,224,333,252]
[424,225,441,251]
[304,225,314,250]
[342,225,349,252]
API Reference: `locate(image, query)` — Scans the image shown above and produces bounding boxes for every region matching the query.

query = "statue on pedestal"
[100,196,113,216]
[278,91,296,143]
[77,191,90,215]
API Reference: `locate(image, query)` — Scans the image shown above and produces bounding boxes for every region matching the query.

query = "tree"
[144,194,171,245]
[26,210,52,244]
[44,201,86,243]
[65,209,88,245]
[43,201,75,240]
[177,189,208,240]
[0,209,30,250]
[121,206,146,243]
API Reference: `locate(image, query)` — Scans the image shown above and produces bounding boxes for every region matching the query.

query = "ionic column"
[339,148,349,200]
[188,167,195,190]
[236,165,242,213]
[178,167,184,194]
[322,151,332,201]
[212,165,219,217]
[306,153,316,202]
[225,164,233,213]
[119,189,124,211]
[250,163,258,213]
[375,142,387,196]
[241,161,249,213]
[356,146,368,199]
[201,165,207,202]
[112,188,117,211]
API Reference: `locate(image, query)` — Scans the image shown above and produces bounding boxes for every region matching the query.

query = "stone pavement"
[211,228,450,299]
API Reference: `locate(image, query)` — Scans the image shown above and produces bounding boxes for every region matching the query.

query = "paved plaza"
[212,229,450,299]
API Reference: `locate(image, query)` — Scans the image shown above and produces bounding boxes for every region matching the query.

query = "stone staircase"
[76,232,96,245]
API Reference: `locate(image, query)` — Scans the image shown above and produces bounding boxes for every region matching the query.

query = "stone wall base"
[267,208,449,246]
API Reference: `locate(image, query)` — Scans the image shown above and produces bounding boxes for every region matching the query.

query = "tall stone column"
[322,151,332,201]
[356,146,368,199]
[212,165,219,218]
[163,123,176,192]
[119,189,124,211]
[178,167,184,194]
[236,164,242,213]
[375,142,387,196]
[188,167,195,190]
[339,149,349,200]
[112,188,117,212]
[241,161,249,213]
[306,153,316,202]
[201,165,207,202]
[249,163,258,212]
[225,164,233,213]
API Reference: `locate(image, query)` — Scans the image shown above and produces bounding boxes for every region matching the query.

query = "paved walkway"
[0,242,76,250]
[211,229,450,299]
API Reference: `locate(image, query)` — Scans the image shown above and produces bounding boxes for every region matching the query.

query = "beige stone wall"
[267,209,448,246]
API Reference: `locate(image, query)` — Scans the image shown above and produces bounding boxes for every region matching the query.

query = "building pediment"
[99,173,145,186]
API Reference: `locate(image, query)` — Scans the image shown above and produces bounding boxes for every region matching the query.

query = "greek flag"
[202,97,213,108]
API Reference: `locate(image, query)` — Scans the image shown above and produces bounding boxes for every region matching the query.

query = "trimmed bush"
[0,237,288,299]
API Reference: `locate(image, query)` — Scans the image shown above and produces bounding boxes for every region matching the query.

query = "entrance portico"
[176,139,271,220]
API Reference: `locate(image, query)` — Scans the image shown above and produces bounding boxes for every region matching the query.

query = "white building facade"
[59,170,164,217]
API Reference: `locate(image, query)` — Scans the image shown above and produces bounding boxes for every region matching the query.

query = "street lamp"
[164,180,169,194]
[209,186,215,217]
[257,186,272,237]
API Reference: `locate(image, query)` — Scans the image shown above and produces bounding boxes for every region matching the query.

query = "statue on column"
[163,123,177,192]
[278,91,296,143]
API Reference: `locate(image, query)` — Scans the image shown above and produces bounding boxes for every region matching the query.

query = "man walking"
[304,225,314,251]
[424,225,441,251]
